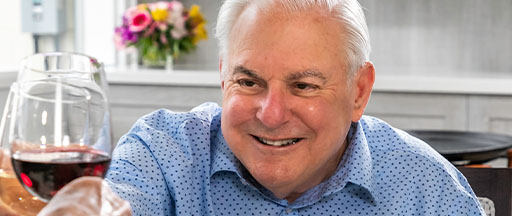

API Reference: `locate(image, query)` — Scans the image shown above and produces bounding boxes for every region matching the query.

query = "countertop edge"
[373,75,512,95]
[1,70,511,95]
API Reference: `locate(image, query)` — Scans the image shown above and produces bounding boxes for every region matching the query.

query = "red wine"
[11,149,111,202]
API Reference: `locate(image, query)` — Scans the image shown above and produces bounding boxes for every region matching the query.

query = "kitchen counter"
[2,68,512,95]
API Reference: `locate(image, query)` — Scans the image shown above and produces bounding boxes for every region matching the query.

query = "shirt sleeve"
[425,167,486,216]
[106,133,174,216]
[390,152,485,215]
[450,169,487,216]
[369,142,485,216]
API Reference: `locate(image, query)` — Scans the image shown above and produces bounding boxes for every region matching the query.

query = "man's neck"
[282,137,349,203]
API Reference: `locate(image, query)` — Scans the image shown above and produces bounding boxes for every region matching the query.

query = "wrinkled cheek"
[222,96,257,167]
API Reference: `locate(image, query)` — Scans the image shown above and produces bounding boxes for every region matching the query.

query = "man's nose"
[256,88,289,129]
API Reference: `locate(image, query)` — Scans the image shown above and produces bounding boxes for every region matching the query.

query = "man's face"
[221,5,372,200]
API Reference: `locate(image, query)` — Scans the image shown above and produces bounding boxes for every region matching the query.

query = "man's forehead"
[225,1,349,81]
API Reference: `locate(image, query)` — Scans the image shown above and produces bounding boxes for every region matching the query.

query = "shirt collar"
[210,128,239,177]
[210,119,377,206]
[323,121,376,200]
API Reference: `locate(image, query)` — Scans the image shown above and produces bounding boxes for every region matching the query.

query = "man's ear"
[351,61,375,122]
[219,58,225,91]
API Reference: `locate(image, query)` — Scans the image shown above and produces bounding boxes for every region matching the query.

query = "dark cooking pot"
[407,130,512,165]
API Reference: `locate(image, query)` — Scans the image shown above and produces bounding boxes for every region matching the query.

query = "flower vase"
[141,54,166,69]
[140,51,174,72]
[165,55,174,72]
[114,2,208,71]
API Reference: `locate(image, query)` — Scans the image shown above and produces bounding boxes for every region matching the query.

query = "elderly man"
[31,0,484,215]
[105,0,485,215]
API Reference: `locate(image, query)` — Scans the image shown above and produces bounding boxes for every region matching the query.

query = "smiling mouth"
[251,135,302,147]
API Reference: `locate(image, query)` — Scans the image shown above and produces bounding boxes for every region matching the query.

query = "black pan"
[407,130,512,165]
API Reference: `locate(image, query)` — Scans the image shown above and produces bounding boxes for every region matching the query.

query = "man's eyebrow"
[233,65,261,79]
[286,69,327,82]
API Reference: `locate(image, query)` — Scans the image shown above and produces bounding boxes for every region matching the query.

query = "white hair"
[215,0,371,79]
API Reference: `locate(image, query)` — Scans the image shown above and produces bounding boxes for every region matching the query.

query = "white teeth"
[257,137,299,146]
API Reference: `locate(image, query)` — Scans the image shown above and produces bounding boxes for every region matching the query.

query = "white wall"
[360,0,512,77]
[79,0,116,66]
[174,0,512,77]
[0,1,75,72]
[0,1,35,71]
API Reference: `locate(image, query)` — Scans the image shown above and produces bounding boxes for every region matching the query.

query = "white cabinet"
[366,93,512,136]
[365,92,468,131]
[469,96,512,135]
[108,84,222,142]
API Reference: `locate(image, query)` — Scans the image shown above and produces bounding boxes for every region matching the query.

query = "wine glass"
[9,79,112,203]
[0,83,46,215]
[8,52,113,203]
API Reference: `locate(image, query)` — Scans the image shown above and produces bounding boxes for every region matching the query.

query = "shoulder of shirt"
[358,116,481,208]
[117,102,222,158]
[359,115,469,188]
[359,115,444,161]
[132,102,222,132]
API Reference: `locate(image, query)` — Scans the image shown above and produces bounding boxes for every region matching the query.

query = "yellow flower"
[193,22,208,45]
[151,8,168,21]
[189,5,206,26]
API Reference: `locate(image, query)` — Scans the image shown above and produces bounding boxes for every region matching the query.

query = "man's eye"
[238,79,257,87]
[295,82,318,91]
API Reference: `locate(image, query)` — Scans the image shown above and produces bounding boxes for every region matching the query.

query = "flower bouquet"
[114,1,207,68]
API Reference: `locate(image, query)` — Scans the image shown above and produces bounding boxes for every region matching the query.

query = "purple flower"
[122,16,129,25]
[114,25,138,49]
[119,25,138,42]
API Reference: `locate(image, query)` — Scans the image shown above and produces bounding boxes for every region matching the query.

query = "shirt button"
[285,208,293,214]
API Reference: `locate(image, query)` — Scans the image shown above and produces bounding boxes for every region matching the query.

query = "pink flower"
[113,33,126,49]
[150,1,170,11]
[167,1,184,26]
[167,1,186,39]
[124,7,152,32]
[156,21,168,31]
[171,24,187,39]
[168,1,184,13]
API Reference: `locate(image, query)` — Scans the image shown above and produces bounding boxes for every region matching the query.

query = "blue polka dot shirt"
[106,103,485,215]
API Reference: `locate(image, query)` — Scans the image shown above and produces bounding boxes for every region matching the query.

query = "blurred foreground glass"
[7,52,113,203]
[0,83,46,216]
[9,80,112,203]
